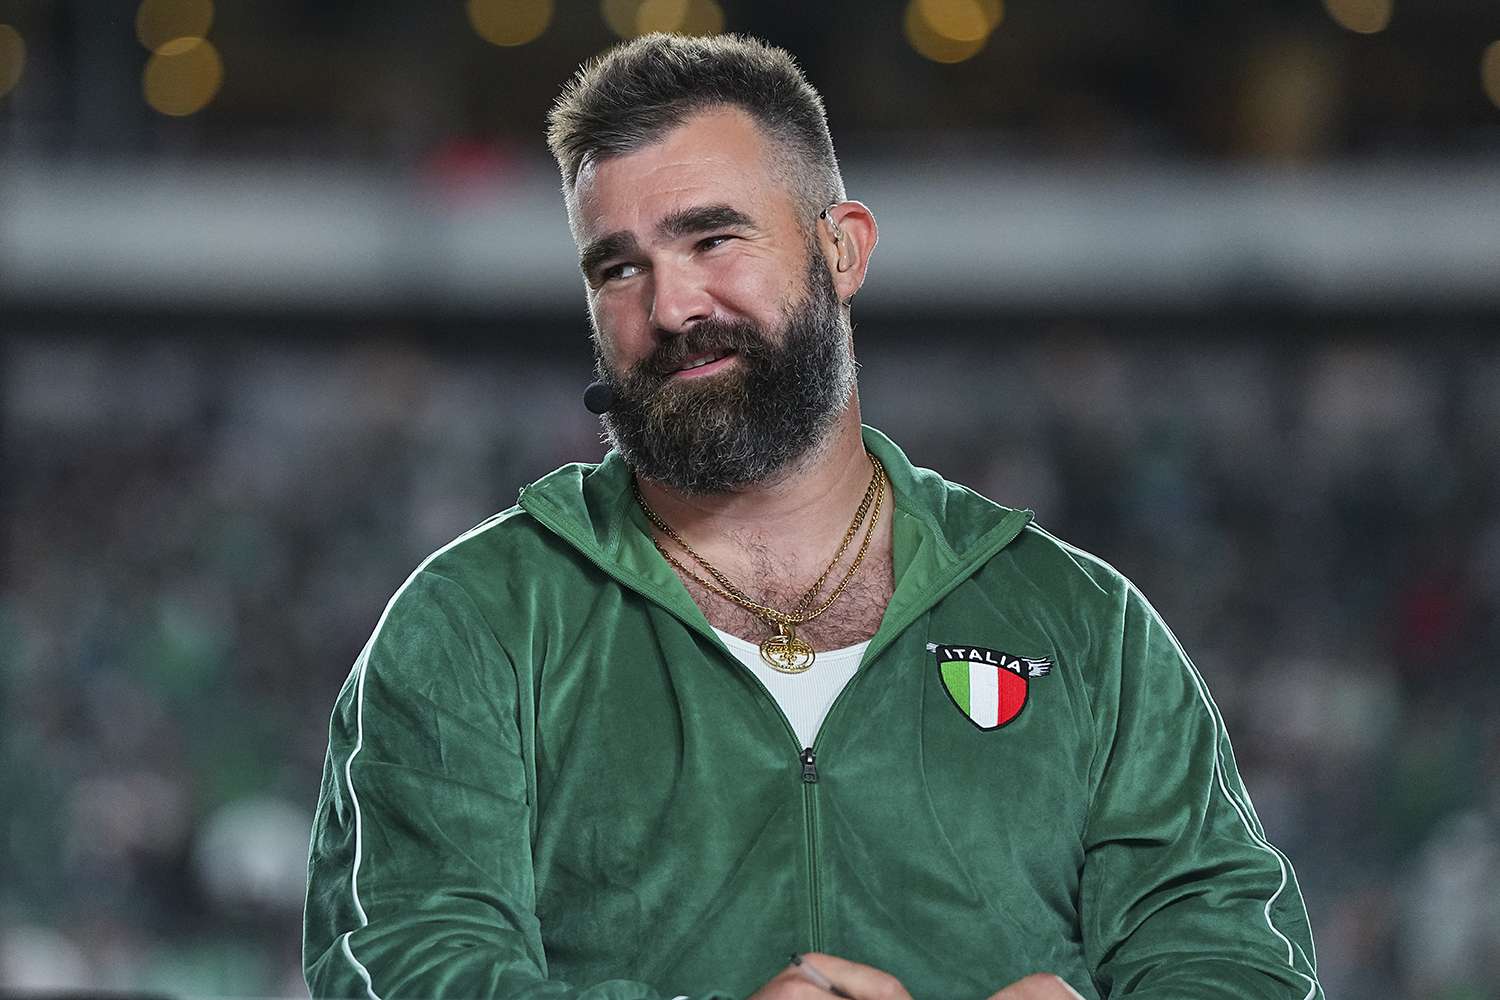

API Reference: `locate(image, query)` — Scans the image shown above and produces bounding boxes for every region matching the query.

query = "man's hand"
[747,953,912,1000]
[987,973,1086,999]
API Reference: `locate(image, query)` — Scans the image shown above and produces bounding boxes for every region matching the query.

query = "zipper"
[801,746,822,950]
[800,747,819,783]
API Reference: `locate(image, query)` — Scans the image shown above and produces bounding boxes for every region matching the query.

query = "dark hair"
[547,33,845,225]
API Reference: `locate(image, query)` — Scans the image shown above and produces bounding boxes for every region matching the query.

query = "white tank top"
[712,628,871,749]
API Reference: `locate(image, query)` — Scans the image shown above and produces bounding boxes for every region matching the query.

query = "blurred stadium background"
[3,1,1500,997]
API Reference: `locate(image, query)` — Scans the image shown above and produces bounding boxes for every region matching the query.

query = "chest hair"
[671,543,895,651]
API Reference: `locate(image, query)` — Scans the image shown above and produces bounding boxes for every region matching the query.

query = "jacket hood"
[517,425,1033,657]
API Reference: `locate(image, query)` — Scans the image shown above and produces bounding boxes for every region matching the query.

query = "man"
[304,33,1322,1000]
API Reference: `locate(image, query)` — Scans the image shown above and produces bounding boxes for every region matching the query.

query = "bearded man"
[303,33,1323,1000]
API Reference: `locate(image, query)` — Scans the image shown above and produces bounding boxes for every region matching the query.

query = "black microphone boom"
[583,381,617,415]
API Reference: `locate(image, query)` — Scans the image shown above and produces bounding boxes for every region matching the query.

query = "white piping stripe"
[1052,536,1321,999]
[336,508,525,999]
[339,641,378,1000]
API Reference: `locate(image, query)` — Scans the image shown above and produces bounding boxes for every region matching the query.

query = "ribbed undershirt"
[712,628,871,749]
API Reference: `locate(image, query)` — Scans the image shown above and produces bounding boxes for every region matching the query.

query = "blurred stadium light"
[1484,39,1500,110]
[0,23,24,100]
[466,0,553,48]
[1321,0,1393,36]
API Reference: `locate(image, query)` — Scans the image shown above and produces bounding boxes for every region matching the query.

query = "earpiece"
[818,206,845,245]
[819,205,852,272]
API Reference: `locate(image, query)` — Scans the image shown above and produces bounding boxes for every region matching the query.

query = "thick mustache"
[644,325,762,375]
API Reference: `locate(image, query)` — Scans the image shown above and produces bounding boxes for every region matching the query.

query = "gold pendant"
[761,624,816,674]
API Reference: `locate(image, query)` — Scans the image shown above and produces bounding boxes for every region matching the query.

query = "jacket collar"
[518,425,1032,654]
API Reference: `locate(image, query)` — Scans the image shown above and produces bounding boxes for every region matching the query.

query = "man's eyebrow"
[578,231,639,277]
[578,205,757,278]
[655,204,757,240]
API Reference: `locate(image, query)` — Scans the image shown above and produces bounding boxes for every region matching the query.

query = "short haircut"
[547,33,846,229]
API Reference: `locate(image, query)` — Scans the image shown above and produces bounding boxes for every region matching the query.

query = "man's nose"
[647,260,713,334]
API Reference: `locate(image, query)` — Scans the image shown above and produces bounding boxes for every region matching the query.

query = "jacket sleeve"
[303,569,730,1000]
[1078,581,1323,1000]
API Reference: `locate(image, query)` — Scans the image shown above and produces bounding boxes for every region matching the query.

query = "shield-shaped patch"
[930,642,1053,731]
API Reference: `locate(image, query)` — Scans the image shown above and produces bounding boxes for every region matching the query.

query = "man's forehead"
[570,106,780,238]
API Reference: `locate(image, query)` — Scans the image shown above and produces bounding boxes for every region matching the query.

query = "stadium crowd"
[2,329,1498,997]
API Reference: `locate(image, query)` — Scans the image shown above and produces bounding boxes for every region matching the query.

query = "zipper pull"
[800,747,819,783]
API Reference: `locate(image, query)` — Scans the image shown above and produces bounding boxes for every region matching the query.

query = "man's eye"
[601,262,643,282]
[697,235,734,252]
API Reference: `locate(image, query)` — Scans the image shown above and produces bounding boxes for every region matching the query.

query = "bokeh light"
[905,0,996,64]
[0,24,25,100]
[143,36,223,116]
[135,0,214,52]
[920,0,990,42]
[1483,40,1500,111]
[602,0,724,39]
[1321,0,1393,35]
[466,0,553,48]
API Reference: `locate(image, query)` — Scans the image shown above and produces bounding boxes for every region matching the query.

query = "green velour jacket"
[303,426,1322,1000]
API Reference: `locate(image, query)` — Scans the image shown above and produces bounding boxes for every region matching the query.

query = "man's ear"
[817,200,878,304]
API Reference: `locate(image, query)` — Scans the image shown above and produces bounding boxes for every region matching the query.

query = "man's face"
[571,107,855,493]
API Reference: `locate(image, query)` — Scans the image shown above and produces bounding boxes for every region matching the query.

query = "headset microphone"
[583,381,617,415]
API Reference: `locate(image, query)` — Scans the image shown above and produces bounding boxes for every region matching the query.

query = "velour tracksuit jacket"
[303,426,1322,1000]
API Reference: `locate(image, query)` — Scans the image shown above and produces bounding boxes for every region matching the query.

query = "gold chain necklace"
[634,454,886,674]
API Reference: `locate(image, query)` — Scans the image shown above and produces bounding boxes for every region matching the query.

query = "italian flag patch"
[931,642,1053,731]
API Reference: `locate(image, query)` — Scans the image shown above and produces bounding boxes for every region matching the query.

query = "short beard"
[594,250,856,495]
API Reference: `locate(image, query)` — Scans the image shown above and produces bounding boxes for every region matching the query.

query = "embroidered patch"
[929,642,1053,731]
